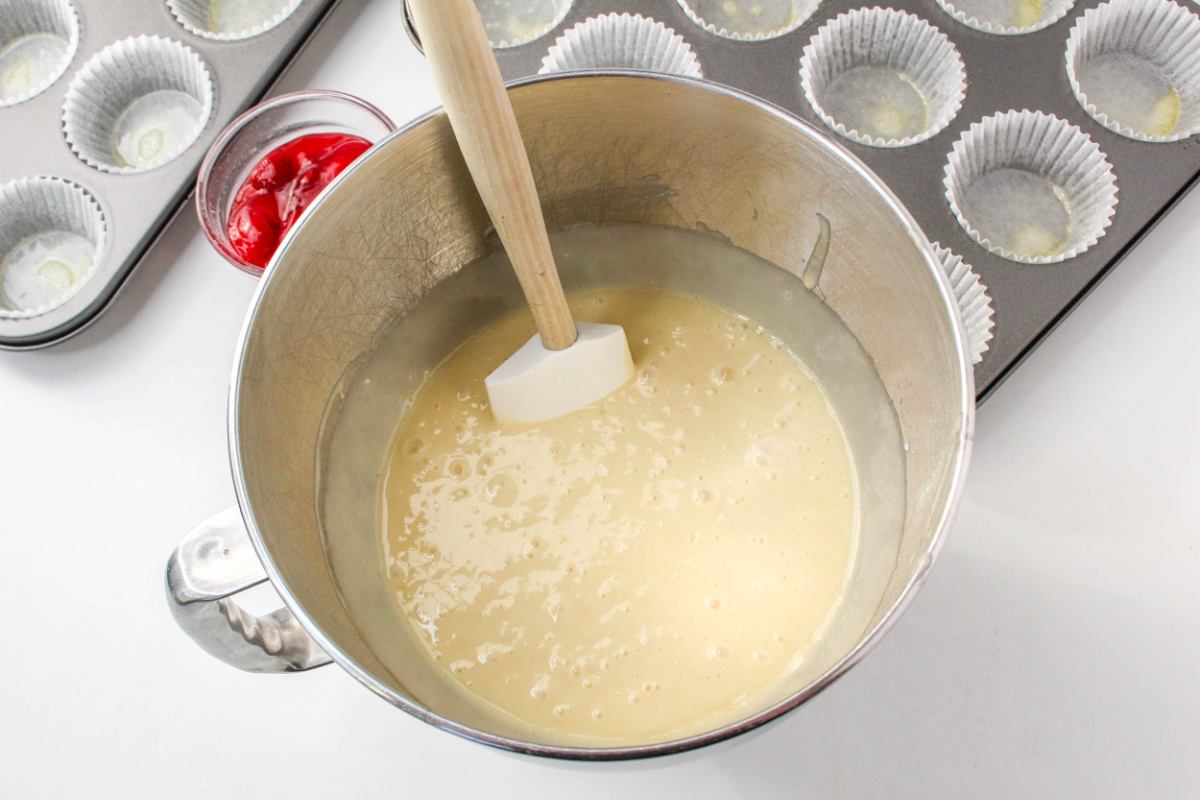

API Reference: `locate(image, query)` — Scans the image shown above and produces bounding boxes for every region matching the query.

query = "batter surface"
[378,288,858,743]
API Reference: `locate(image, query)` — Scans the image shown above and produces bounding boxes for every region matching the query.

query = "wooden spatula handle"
[408,0,577,351]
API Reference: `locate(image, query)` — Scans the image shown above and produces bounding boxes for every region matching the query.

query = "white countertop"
[2,1,1198,796]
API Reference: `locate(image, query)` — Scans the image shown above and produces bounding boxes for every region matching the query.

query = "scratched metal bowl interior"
[0,0,341,349]
[399,0,1199,401]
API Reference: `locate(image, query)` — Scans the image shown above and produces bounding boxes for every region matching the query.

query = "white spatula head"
[485,321,635,424]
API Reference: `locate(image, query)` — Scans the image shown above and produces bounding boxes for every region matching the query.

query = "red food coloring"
[226,132,371,270]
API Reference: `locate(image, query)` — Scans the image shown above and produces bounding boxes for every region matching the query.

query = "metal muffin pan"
[405,0,1200,401]
[0,0,341,349]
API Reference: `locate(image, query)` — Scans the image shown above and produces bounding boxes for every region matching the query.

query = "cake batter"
[378,288,858,742]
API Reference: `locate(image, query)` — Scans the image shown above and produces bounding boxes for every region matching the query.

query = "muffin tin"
[0,0,340,348]
[405,0,1200,401]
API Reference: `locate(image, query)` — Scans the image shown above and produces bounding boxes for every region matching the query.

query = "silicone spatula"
[407,0,635,424]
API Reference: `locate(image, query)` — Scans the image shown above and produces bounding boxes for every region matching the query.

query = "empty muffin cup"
[932,243,995,364]
[403,0,573,50]
[0,177,106,317]
[167,0,302,40]
[539,13,702,78]
[800,8,966,148]
[934,0,1077,34]
[63,36,214,174]
[944,109,1118,264]
[474,0,573,48]
[677,0,817,40]
[0,0,80,106]
[1065,0,1200,142]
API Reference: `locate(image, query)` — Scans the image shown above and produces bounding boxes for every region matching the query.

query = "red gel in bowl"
[226,133,371,269]
[196,91,396,276]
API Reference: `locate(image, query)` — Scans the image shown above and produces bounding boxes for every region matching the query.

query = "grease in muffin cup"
[167,0,302,41]
[63,36,214,174]
[799,8,966,148]
[677,0,817,40]
[934,0,1077,35]
[0,0,79,106]
[0,177,106,318]
[1065,0,1200,142]
[539,13,703,78]
[932,243,995,365]
[473,0,573,48]
[944,109,1118,264]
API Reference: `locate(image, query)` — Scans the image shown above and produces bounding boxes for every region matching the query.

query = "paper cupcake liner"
[539,13,703,78]
[0,0,80,106]
[934,0,1078,34]
[943,109,1119,264]
[799,8,966,148]
[1065,0,1200,142]
[63,36,214,174]
[932,243,995,364]
[167,0,302,41]
[677,0,818,41]
[0,177,106,318]
[402,0,572,51]
[476,0,573,48]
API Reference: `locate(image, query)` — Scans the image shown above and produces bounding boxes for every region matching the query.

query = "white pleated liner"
[0,0,80,106]
[799,8,966,148]
[676,0,819,41]
[539,13,703,78]
[167,0,302,41]
[932,243,994,365]
[943,110,1119,264]
[1065,0,1200,142]
[0,177,107,318]
[62,36,215,174]
[483,0,574,48]
[934,0,1078,35]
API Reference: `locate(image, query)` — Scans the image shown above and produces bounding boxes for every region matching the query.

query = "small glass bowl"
[196,90,396,275]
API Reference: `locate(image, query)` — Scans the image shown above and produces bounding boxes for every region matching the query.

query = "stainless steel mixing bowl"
[166,73,973,759]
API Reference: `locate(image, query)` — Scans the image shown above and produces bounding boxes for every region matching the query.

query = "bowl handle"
[165,506,332,673]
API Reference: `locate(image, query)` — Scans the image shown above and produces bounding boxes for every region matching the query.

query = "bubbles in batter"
[379,288,858,743]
